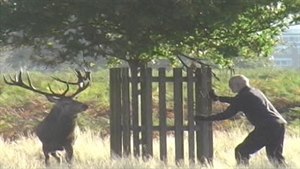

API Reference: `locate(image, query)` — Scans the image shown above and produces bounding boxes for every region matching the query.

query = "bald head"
[229,75,250,93]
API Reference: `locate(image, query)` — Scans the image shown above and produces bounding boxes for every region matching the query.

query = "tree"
[1,0,300,68]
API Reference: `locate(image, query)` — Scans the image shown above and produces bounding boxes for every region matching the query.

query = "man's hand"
[209,89,219,101]
[194,115,208,121]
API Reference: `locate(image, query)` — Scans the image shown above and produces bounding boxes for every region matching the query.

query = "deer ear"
[46,96,60,103]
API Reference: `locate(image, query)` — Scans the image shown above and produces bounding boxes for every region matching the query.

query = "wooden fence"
[110,67,213,163]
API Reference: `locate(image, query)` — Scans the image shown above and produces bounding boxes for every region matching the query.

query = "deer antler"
[3,70,91,98]
[53,69,91,97]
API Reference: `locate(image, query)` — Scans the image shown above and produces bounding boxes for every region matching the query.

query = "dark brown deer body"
[35,97,88,165]
[4,70,91,166]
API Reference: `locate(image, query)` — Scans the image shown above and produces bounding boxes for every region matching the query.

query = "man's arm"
[218,96,235,104]
[194,105,238,121]
[209,89,234,104]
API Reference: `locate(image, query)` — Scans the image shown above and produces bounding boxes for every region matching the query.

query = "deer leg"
[64,144,74,164]
[51,152,62,164]
[42,145,50,166]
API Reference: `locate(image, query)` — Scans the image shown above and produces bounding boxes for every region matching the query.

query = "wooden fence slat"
[131,67,140,157]
[158,68,167,161]
[195,67,213,163]
[187,68,195,163]
[110,68,122,157]
[122,68,131,156]
[200,67,213,163]
[195,68,202,162]
[173,68,184,162]
[141,68,153,157]
[206,67,214,162]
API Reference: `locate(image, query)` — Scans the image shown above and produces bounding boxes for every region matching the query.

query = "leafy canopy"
[1,0,300,68]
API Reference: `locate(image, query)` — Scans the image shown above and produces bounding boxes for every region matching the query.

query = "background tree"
[1,0,300,68]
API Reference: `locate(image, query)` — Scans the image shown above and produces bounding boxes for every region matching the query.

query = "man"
[194,75,287,167]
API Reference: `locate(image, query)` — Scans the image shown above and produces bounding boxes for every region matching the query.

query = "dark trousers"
[235,123,286,166]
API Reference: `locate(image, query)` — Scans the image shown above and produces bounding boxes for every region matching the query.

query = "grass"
[0,124,299,169]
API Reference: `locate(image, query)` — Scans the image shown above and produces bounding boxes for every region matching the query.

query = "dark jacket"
[205,86,287,127]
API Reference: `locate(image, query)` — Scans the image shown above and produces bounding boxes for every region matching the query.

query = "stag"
[3,70,91,166]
